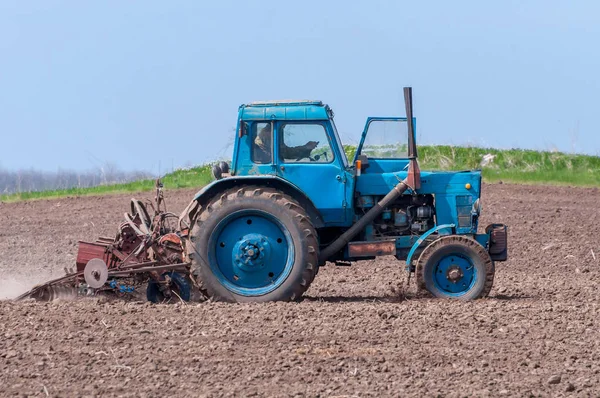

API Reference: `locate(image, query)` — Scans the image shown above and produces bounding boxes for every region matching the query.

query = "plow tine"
[15,272,82,301]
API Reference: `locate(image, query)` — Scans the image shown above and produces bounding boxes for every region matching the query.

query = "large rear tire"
[416,235,494,300]
[189,186,319,302]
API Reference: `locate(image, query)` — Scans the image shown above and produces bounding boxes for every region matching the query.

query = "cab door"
[275,121,347,225]
[353,117,413,174]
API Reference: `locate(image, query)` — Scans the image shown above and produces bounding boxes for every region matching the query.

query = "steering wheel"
[308,151,329,162]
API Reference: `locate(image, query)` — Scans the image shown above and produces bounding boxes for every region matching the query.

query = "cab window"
[279,123,334,163]
[362,120,409,158]
[251,122,272,164]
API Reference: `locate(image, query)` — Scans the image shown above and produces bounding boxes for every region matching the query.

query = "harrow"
[17,180,196,303]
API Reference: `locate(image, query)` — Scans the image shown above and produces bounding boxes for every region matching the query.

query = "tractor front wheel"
[189,186,319,302]
[416,235,495,300]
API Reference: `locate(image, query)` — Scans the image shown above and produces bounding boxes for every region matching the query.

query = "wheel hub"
[233,234,271,271]
[446,265,464,283]
[211,210,294,295]
[433,254,476,295]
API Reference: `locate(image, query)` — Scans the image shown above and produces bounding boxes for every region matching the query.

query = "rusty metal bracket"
[348,240,396,258]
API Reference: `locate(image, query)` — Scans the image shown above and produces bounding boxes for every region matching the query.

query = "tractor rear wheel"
[189,186,319,302]
[416,235,494,300]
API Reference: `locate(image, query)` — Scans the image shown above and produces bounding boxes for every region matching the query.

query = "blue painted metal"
[474,233,490,249]
[432,254,477,296]
[273,120,349,223]
[356,169,482,234]
[209,209,294,296]
[191,175,328,228]
[239,101,331,121]
[394,211,408,226]
[195,176,286,202]
[229,101,354,226]
[356,195,375,208]
[109,279,134,293]
[232,233,272,270]
[396,235,420,250]
[405,224,455,266]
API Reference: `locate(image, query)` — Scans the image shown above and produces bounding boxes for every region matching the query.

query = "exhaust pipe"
[405,87,417,159]
[404,87,421,190]
[319,179,410,262]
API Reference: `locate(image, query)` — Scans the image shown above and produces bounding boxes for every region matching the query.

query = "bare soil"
[1,183,600,397]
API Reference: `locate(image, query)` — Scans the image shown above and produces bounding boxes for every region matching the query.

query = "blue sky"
[0,1,598,172]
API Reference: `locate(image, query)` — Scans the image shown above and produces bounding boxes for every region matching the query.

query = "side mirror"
[212,164,223,180]
[238,121,247,138]
[219,161,230,174]
[212,161,231,180]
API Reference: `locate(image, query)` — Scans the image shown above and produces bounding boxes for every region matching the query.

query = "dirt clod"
[566,382,576,392]
[548,374,562,385]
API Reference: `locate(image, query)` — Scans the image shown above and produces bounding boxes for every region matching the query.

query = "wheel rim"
[432,254,477,296]
[209,209,294,296]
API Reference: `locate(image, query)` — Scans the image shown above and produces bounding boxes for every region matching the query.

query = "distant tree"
[0,163,153,195]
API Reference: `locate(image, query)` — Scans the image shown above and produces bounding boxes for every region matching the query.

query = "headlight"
[472,198,481,215]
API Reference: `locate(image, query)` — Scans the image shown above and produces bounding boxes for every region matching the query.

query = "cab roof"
[245,99,323,107]
[239,100,332,121]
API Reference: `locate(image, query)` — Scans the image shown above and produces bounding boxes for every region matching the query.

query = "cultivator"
[17,180,196,303]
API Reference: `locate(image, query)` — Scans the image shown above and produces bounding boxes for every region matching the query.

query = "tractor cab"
[233,100,348,172]
[232,100,352,225]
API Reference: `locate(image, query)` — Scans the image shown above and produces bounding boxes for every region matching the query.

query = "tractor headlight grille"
[472,198,481,215]
[456,195,474,228]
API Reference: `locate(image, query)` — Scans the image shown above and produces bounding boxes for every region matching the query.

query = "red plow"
[17,180,198,303]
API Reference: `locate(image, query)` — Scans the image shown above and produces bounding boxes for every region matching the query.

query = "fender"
[405,224,455,267]
[189,175,325,228]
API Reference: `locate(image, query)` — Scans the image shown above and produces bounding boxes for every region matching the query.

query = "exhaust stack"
[404,87,421,190]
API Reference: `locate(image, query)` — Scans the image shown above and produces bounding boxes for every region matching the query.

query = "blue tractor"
[181,88,508,302]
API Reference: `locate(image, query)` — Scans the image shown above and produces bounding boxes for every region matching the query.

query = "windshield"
[330,119,348,167]
[362,119,408,158]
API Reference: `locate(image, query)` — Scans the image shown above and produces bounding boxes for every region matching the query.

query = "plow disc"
[84,259,109,288]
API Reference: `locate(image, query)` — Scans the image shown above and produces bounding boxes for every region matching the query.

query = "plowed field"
[1,184,599,397]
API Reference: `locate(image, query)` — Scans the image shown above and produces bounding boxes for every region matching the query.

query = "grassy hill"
[413,145,599,186]
[1,145,598,202]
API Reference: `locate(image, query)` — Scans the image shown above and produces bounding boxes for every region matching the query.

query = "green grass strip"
[2,146,598,202]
